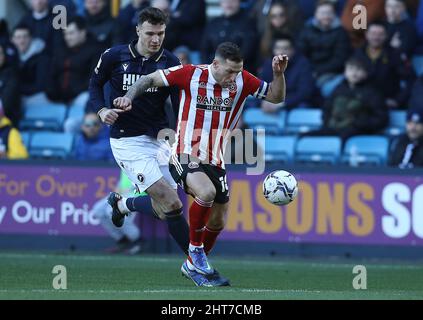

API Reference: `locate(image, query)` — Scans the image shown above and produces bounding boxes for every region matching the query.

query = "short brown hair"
[138,7,168,26]
[215,42,243,63]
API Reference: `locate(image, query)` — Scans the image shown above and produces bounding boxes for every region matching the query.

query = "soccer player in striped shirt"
[114,42,288,283]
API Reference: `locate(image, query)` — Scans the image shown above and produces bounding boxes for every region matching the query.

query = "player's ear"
[212,59,219,69]
[136,25,140,37]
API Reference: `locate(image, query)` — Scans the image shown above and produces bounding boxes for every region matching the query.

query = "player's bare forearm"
[265,55,288,104]
[124,75,155,101]
[266,73,286,104]
[124,70,165,101]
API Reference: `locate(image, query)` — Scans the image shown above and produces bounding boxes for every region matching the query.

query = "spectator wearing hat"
[389,109,423,168]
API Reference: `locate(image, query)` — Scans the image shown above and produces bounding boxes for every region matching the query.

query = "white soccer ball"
[263,170,299,206]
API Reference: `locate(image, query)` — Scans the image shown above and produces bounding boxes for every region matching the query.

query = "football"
[263,170,299,206]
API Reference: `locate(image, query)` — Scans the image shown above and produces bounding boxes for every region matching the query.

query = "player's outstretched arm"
[113,71,165,110]
[265,55,288,104]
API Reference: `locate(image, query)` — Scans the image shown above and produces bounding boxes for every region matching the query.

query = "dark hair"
[138,7,168,26]
[273,34,294,47]
[215,42,243,63]
[345,57,367,71]
[67,16,87,30]
[12,23,32,36]
[316,0,336,10]
[367,21,387,31]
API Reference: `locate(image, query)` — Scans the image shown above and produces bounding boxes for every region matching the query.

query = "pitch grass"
[0,252,423,300]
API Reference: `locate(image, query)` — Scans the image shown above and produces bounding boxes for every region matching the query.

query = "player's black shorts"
[169,154,229,204]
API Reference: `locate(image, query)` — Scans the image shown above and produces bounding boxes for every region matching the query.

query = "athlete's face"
[137,22,166,56]
[213,57,243,88]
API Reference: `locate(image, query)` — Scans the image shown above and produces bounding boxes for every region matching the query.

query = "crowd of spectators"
[0,0,422,167]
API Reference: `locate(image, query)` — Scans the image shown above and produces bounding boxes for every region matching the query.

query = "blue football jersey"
[89,40,180,138]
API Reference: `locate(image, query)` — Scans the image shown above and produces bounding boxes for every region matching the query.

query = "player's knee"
[207,216,225,230]
[196,186,216,203]
[168,197,183,211]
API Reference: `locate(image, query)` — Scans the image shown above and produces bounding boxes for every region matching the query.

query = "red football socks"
[189,197,213,246]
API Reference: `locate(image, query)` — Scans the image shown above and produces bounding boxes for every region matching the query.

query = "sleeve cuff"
[159,70,170,87]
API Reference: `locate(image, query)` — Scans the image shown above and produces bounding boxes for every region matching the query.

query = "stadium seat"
[286,109,323,134]
[263,135,297,163]
[412,55,423,76]
[19,131,31,148]
[385,111,406,136]
[20,105,67,131]
[243,109,286,135]
[29,132,74,159]
[295,136,342,164]
[342,135,390,166]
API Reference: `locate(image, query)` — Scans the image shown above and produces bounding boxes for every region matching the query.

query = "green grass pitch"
[0,252,423,300]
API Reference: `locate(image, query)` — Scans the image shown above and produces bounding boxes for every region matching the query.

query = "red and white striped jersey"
[159,64,269,168]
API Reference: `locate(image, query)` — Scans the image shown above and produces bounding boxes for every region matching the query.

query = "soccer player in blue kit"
[89,7,227,287]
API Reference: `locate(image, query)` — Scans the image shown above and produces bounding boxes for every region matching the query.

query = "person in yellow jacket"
[0,107,28,159]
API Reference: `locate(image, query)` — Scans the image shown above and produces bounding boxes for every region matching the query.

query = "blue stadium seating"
[286,109,323,134]
[67,104,86,122]
[20,105,67,131]
[385,111,406,136]
[263,135,297,163]
[19,131,31,148]
[29,132,74,159]
[342,135,390,166]
[243,109,286,135]
[295,136,342,164]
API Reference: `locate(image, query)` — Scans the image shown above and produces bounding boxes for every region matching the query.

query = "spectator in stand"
[201,0,258,71]
[84,0,118,49]
[11,25,49,103]
[115,0,150,45]
[151,0,170,14]
[0,102,28,160]
[408,74,423,109]
[305,57,388,143]
[353,22,414,110]
[164,0,206,52]
[260,35,314,111]
[0,44,20,127]
[250,0,303,36]
[384,0,418,59]
[389,108,423,168]
[0,19,18,67]
[17,0,62,55]
[46,16,102,131]
[341,0,385,48]
[173,45,192,65]
[298,1,351,98]
[260,1,302,59]
[73,112,113,161]
[49,0,77,16]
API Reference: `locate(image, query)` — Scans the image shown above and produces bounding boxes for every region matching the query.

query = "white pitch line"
[0,289,418,297]
[1,253,422,270]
